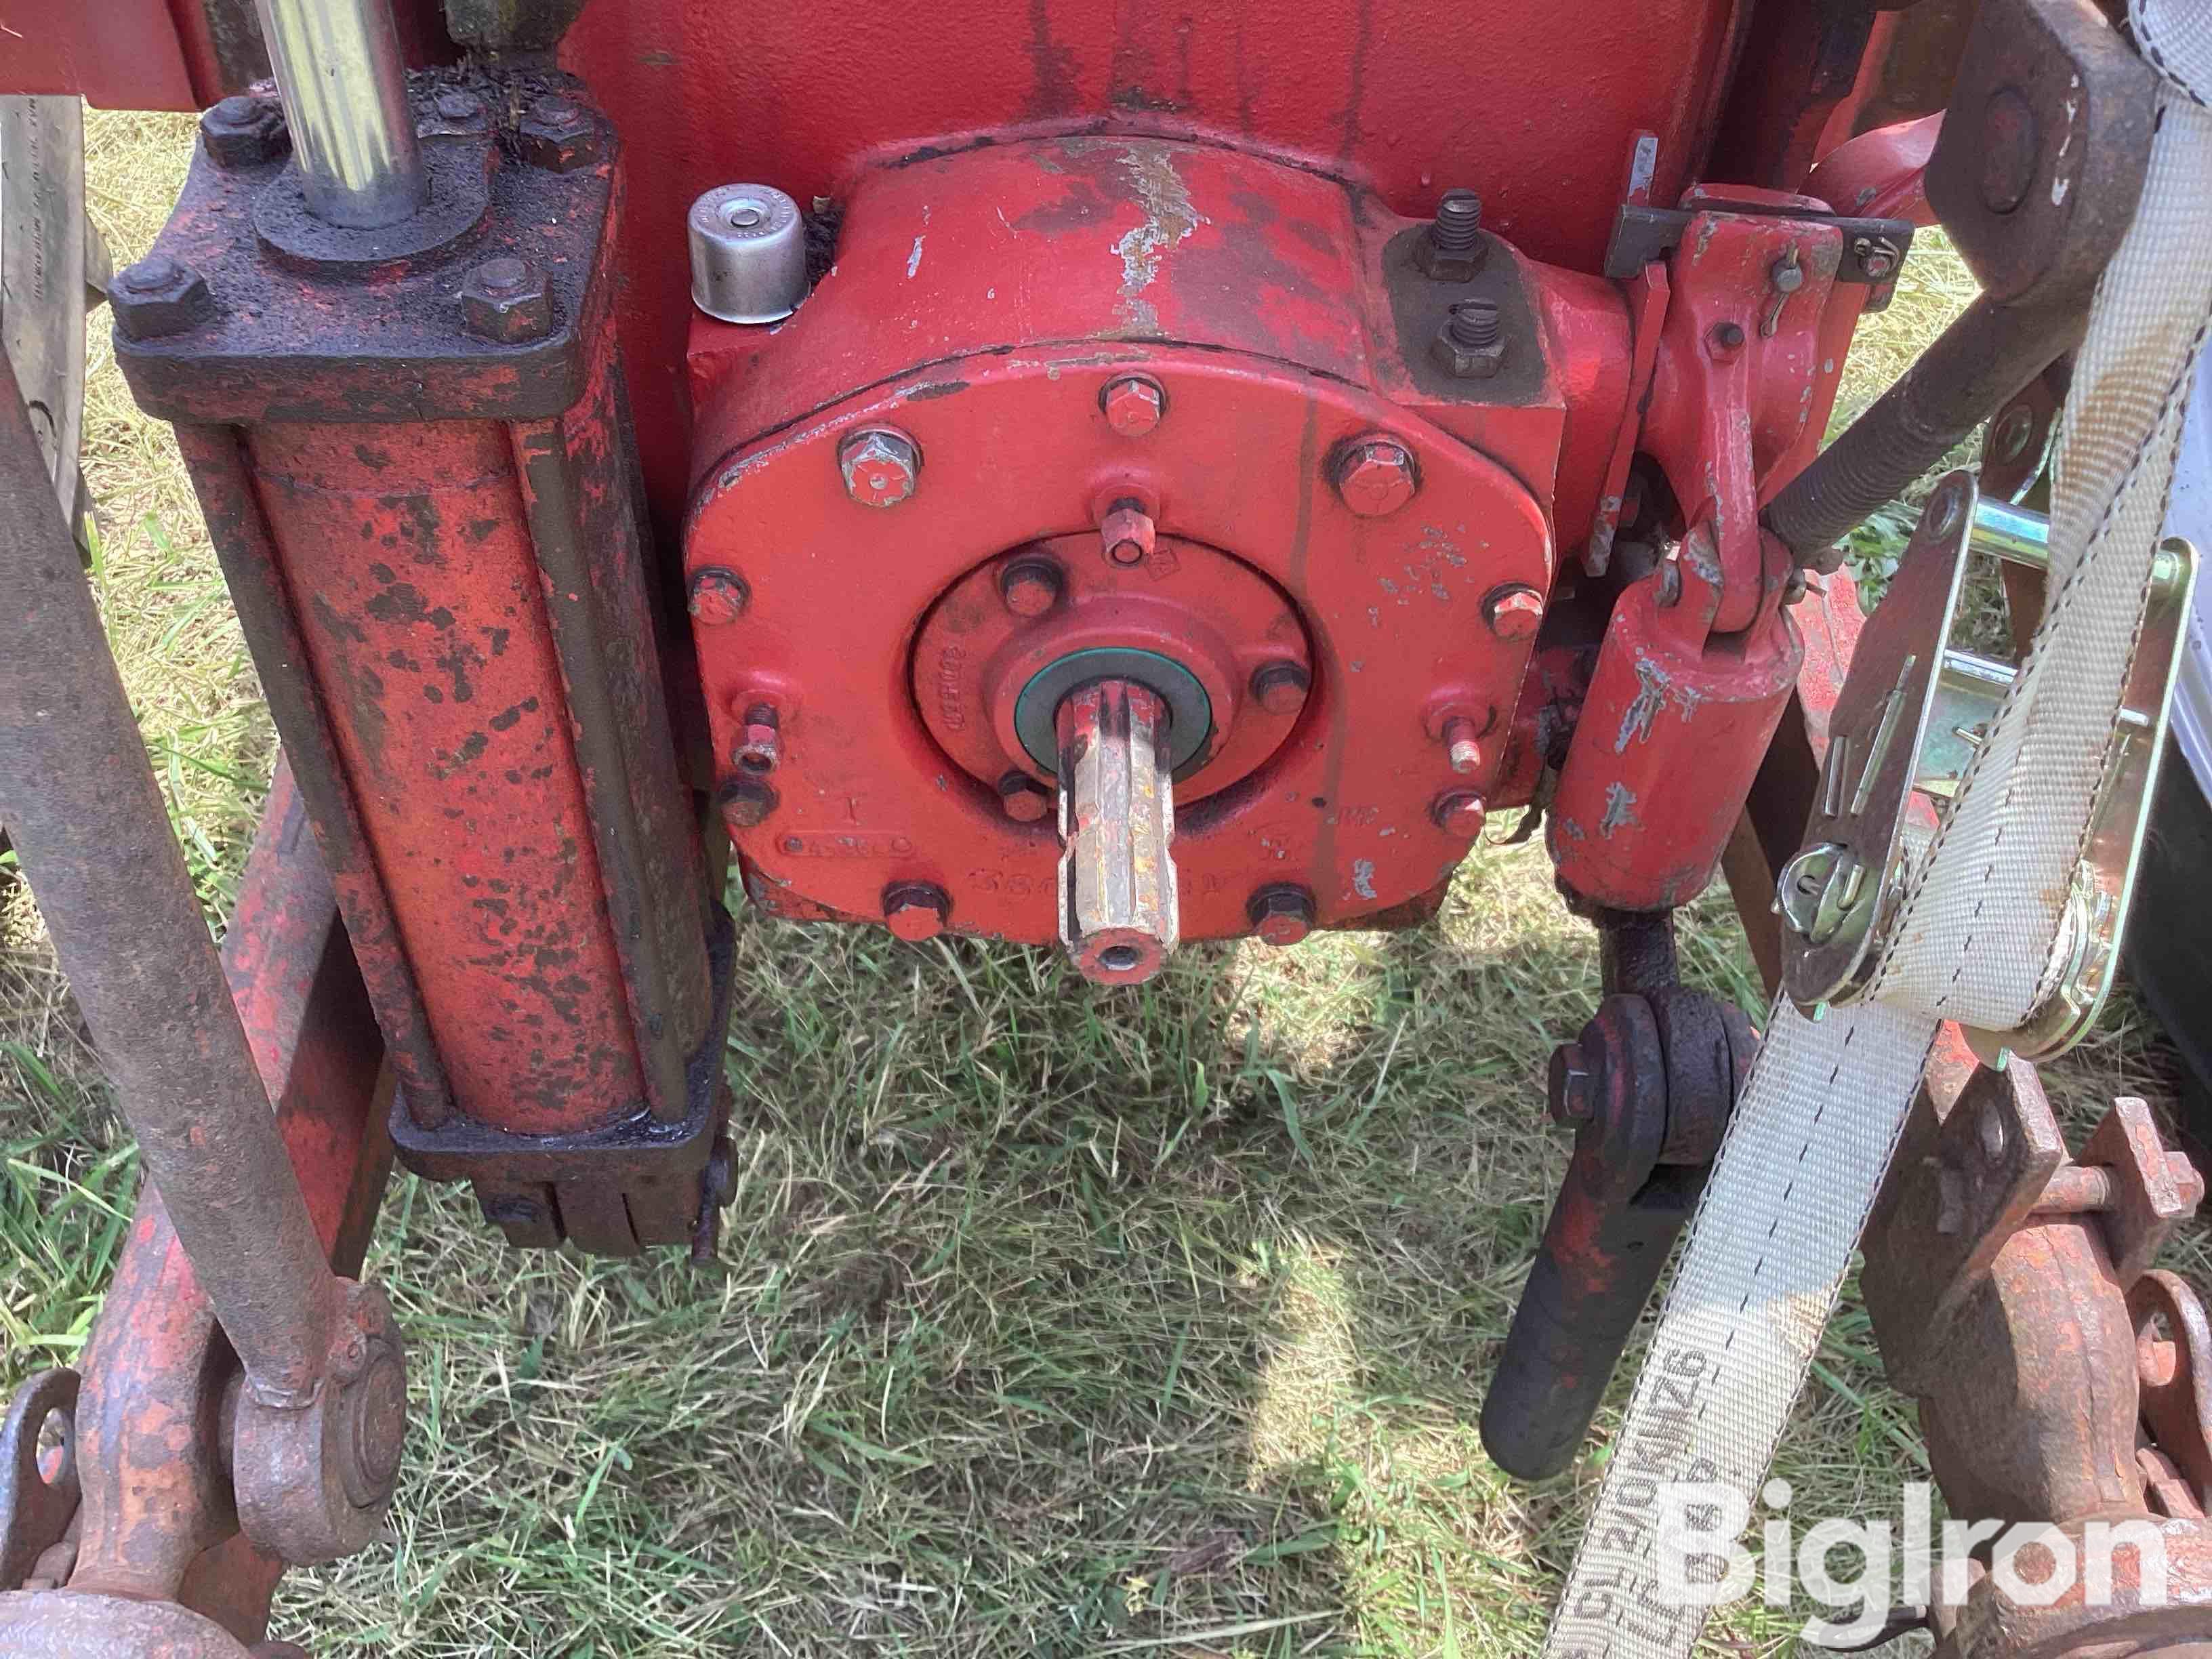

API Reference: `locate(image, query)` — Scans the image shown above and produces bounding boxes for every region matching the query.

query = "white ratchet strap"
[1543,9,2212,1654]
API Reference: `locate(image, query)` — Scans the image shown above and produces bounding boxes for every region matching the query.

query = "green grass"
[1,119,2203,1658]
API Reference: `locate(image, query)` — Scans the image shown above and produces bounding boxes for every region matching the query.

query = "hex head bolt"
[1433,790,1486,837]
[1101,374,1166,436]
[199,94,289,167]
[999,555,1065,617]
[1483,583,1544,640]
[1247,884,1316,947]
[998,771,1052,822]
[1250,661,1311,716]
[110,257,214,341]
[687,567,750,623]
[718,775,778,829]
[840,427,920,507]
[459,256,553,344]
[884,882,951,941]
[1331,437,1419,517]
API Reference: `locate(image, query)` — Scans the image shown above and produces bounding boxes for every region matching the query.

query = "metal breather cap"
[688,184,806,324]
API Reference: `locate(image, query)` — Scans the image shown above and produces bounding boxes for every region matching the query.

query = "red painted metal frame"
[685,136,1596,945]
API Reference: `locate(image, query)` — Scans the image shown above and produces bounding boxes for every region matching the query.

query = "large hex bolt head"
[516,92,605,172]
[1101,374,1166,436]
[687,567,750,624]
[1483,583,1545,640]
[1249,660,1311,716]
[718,775,779,829]
[999,555,1065,617]
[199,94,288,167]
[840,427,921,507]
[1431,790,1486,837]
[460,257,553,344]
[1247,884,1316,947]
[884,882,951,941]
[997,771,1052,822]
[110,256,215,341]
[1331,436,1418,518]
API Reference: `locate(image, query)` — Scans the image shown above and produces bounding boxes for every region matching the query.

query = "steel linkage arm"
[0,346,406,1602]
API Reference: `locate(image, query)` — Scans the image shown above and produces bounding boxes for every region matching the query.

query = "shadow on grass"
[273,841,1786,1657]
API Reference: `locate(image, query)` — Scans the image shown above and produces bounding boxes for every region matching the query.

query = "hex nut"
[687,567,750,624]
[1431,324,1504,380]
[516,94,604,172]
[718,775,778,829]
[735,705,781,775]
[1100,501,1156,567]
[459,257,553,344]
[884,882,950,941]
[1101,375,1166,436]
[110,257,215,341]
[840,428,920,507]
[1332,437,1419,518]
[199,94,288,168]
[1414,188,1486,282]
[1247,884,1316,947]
[1483,583,1545,641]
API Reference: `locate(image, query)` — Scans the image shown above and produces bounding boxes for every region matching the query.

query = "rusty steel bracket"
[1481,908,1757,1481]
[1765,0,2157,568]
[0,1372,79,1594]
[1602,200,1914,286]
[1863,1046,2212,1656]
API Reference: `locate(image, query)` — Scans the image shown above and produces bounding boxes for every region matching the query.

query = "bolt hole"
[739,754,773,775]
[722,199,767,231]
[1100,945,1141,971]
[1977,1101,2008,1163]
[33,1408,71,1488]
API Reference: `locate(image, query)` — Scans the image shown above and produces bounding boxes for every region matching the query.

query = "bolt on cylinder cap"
[199,94,288,167]
[460,257,552,344]
[689,184,808,323]
[884,882,951,941]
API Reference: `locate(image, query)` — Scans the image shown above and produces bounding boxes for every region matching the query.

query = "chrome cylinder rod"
[1971,496,2051,571]
[252,0,426,228]
[1057,679,1181,986]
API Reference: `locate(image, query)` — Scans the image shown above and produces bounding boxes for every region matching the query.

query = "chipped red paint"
[244,416,647,1136]
[687,136,1586,945]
